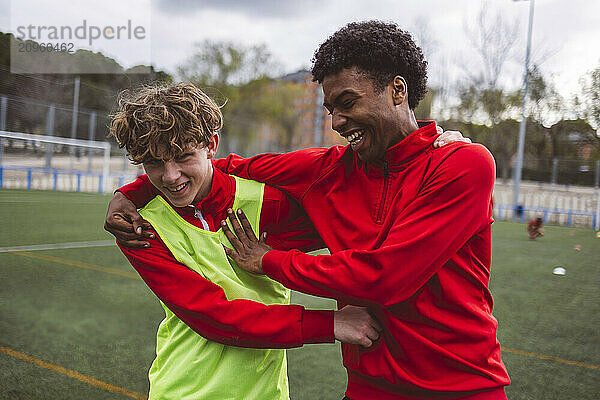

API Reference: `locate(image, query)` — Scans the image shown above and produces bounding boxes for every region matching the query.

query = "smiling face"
[143,134,218,207]
[322,67,415,162]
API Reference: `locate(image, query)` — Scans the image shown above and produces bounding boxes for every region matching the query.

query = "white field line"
[0,240,115,253]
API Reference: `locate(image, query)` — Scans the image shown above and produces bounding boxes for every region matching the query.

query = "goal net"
[0,131,140,193]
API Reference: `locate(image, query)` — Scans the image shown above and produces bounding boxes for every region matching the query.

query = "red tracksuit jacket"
[121,122,510,399]
[118,167,334,349]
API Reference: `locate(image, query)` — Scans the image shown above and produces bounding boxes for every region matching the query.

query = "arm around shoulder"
[213,147,344,201]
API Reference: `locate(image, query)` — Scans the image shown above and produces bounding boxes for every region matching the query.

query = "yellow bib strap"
[139,176,290,400]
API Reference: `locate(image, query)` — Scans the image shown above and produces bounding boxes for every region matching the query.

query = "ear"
[391,76,408,106]
[206,133,219,159]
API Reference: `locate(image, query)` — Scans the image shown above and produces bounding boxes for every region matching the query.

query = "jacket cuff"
[302,309,335,344]
[262,249,287,282]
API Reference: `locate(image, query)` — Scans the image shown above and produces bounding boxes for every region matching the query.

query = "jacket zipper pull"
[193,206,211,231]
[383,159,389,178]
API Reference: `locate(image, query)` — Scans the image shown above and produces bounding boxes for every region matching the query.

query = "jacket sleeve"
[213,148,340,202]
[261,145,496,307]
[117,175,160,209]
[118,147,338,208]
[261,185,326,253]
[119,237,333,349]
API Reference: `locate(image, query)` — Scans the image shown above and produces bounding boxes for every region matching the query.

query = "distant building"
[280,70,345,149]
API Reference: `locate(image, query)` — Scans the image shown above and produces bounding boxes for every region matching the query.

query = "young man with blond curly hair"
[109,82,382,400]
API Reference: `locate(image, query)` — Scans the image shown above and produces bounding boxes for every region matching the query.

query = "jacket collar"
[191,167,234,215]
[352,121,438,174]
[385,121,438,165]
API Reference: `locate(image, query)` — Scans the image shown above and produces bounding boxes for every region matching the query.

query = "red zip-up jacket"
[118,167,334,349]
[120,122,510,399]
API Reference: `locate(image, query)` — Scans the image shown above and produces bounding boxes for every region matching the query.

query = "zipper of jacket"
[192,205,211,231]
[376,158,390,223]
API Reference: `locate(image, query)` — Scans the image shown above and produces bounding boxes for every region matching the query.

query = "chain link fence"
[495,157,600,189]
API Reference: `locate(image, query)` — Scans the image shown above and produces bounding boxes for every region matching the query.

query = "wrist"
[258,249,270,273]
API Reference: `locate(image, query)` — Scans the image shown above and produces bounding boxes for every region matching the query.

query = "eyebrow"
[323,89,359,109]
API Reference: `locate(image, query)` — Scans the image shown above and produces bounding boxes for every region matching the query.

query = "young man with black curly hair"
[106,21,509,400]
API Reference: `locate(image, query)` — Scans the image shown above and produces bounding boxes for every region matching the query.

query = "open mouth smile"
[345,130,365,150]
[167,182,188,194]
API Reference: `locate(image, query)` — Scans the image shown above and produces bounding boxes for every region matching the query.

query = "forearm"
[261,185,325,253]
[262,223,477,307]
[168,299,334,348]
[119,242,333,348]
[213,148,337,201]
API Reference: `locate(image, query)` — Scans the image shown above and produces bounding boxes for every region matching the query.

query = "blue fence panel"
[0,166,137,193]
[494,204,596,228]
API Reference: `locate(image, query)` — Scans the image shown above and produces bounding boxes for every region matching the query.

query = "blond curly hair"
[110,83,223,164]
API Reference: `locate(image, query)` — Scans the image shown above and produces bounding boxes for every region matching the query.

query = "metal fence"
[0,94,111,147]
[496,157,600,189]
[493,181,600,230]
[0,130,140,193]
[0,166,135,193]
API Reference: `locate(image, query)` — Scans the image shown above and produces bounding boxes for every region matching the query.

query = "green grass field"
[1,189,599,400]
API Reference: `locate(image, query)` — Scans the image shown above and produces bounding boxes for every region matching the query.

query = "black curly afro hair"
[311,20,428,110]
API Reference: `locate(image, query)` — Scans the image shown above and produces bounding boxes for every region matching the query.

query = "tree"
[514,65,565,127]
[457,4,520,125]
[450,5,522,180]
[177,40,280,87]
[177,40,303,155]
[577,64,600,130]
[254,79,306,151]
[0,32,172,142]
[548,119,598,160]
[504,65,566,174]
[463,4,519,92]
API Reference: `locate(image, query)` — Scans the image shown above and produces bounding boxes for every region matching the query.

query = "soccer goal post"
[0,130,112,193]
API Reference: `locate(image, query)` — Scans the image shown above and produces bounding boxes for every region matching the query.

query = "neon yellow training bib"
[139,176,291,400]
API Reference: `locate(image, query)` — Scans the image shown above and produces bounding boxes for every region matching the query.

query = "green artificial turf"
[1,189,598,399]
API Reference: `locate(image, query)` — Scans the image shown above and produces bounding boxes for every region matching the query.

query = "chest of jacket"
[302,151,434,253]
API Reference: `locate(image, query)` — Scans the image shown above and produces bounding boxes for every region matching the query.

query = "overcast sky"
[1,0,599,103]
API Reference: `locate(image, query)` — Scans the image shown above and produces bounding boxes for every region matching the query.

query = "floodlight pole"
[313,87,324,147]
[0,96,6,166]
[102,145,111,194]
[512,0,535,219]
[70,76,81,171]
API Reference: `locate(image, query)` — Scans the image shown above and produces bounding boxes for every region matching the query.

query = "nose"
[162,160,181,184]
[331,111,347,133]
